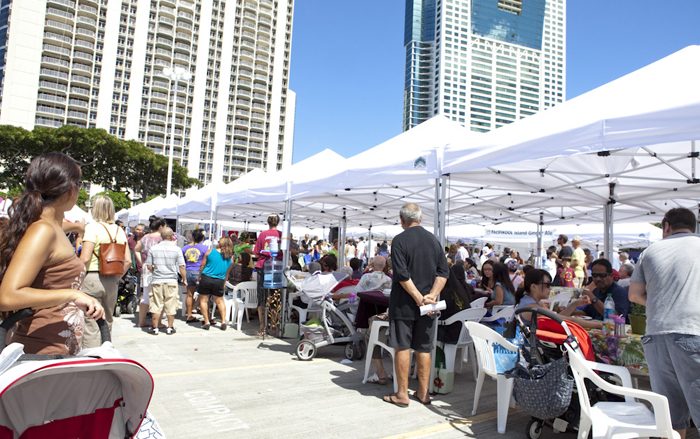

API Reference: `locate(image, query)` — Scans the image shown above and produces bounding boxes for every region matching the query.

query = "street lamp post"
[161,66,191,197]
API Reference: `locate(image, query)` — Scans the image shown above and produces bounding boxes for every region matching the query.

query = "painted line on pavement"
[381,410,498,439]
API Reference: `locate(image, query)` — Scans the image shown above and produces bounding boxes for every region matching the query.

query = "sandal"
[185,317,198,324]
[366,373,391,385]
[201,323,210,330]
[256,330,266,337]
[411,392,432,406]
[382,394,409,408]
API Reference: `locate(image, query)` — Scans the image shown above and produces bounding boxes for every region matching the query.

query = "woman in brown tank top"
[0,153,105,355]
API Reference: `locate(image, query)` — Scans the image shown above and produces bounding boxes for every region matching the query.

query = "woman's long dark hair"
[443,264,473,309]
[148,215,166,233]
[479,259,495,289]
[0,153,81,282]
[492,262,515,294]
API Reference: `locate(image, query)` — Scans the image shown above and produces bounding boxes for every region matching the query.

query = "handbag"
[507,357,574,420]
[94,223,126,276]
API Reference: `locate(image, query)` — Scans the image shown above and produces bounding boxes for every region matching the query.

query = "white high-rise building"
[0,0,295,184]
[403,0,565,132]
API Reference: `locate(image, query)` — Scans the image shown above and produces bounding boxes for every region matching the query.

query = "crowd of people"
[0,153,697,436]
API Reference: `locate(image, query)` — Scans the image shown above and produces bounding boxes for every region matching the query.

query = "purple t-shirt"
[182,243,208,271]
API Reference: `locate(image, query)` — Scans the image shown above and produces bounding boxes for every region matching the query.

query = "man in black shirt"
[383,203,449,407]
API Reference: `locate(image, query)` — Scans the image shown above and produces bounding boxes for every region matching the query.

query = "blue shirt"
[202,249,232,280]
[492,282,516,305]
[584,281,629,321]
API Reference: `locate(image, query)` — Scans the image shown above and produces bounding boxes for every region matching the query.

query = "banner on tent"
[483,228,555,243]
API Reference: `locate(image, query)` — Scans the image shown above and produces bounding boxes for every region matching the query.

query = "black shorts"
[389,316,437,353]
[198,274,225,297]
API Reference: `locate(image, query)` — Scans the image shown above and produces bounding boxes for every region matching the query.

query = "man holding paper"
[383,203,449,407]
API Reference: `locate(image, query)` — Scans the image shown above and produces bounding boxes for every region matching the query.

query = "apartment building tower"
[0,0,295,184]
[403,0,565,132]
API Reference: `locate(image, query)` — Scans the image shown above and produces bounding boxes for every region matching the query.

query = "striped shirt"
[146,241,185,284]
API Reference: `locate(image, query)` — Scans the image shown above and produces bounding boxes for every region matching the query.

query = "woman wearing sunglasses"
[516,269,602,329]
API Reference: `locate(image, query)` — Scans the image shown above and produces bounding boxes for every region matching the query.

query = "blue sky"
[289,1,700,162]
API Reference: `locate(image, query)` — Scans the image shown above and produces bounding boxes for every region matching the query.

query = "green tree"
[97,190,130,212]
[0,125,201,200]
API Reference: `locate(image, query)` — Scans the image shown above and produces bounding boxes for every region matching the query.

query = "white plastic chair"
[230,281,258,330]
[436,308,488,381]
[470,297,487,308]
[465,321,518,434]
[481,305,515,324]
[564,344,680,439]
[362,319,414,393]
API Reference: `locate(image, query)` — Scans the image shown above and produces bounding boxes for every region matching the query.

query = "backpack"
[94,223,126,276]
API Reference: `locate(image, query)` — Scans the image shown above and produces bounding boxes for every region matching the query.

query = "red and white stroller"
[0,309,157,438]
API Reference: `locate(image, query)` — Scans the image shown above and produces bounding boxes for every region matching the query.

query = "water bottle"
[603,294,615,335]
[269,236,279,256]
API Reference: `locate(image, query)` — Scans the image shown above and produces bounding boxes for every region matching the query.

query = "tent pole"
[604,182,616,261]
[339,209,347,267]
[367,224,373,262]
[536,212,544,269]
[439,175,447,248]
[282,198,293,270]
[434,178,440,238]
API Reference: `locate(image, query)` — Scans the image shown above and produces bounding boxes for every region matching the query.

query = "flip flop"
[382,394,409,408]
[411,392,432,406]
[185,317,198,324]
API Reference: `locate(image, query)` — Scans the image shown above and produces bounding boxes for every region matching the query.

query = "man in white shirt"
[455,241,468,263]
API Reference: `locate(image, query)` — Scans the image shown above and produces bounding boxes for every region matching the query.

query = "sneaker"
[166,327,176,335]
[220,323,227,331]
[150,327,159,335]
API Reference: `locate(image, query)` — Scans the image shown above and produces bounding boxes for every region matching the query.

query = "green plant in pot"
[629,303,646,335]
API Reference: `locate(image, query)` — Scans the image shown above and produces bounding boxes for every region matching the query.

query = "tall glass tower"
[403,0,565,132]
[0,0,295,184]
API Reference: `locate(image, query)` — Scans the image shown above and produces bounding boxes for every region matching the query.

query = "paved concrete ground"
[112,313,697,439]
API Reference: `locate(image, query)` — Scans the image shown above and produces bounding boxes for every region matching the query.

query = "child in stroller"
[288,266,365,361]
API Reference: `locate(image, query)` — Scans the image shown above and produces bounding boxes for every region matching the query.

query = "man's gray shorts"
[389,316,436,353]
[642,333,700,429]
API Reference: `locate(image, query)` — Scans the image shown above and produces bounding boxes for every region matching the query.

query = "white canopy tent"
[436,45,700,257]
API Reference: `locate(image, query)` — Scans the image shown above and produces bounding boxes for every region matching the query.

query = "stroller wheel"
[126,297,138,315]
[345,340,366,361]
[526,418,544,439]
[113,303,121,318]
[296,340,317,361]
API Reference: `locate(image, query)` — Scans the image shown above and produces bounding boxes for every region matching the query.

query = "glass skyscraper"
[0,0,295,184]
[403,0,565,132]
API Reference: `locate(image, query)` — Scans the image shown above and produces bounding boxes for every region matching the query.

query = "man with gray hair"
[630,208,700,437]
[383,203,449,407]
[617,263,634,289]
[146,227,186,335]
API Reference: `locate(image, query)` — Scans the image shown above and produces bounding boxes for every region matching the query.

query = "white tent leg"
[536,213,543,269]
[339,209,347,267]
[604,183,616,260]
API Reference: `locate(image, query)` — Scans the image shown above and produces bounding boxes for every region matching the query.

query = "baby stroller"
[509,307,597,439]
[0,309,156,438]
[287,271,365,361]
[115,267,139,317]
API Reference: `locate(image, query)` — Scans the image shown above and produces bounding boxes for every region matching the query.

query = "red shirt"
[254,229,283,269]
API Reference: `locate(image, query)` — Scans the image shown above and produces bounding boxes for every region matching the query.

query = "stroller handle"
[514,306,565,324]
[0,308,111,351]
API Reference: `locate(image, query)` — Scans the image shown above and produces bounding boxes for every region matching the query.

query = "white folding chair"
[465,322,518,434]
[362,319,412,394]
[481,305,515,324]
[564,344,679,439]
[470,297,487,308]
[230,281,258,330]
[436,308,488,381]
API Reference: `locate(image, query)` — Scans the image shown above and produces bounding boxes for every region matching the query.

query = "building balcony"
[75,27,96,40]
[48,0,76,9]
[70,86,90,96]
[37,92,66,104]
[76,15,97,28]
[78,4,98,17]
[44,19,73,32]
[40,68,69,81]
[46,7,74,22]
[41,56,70,69]
[68,98,89,109]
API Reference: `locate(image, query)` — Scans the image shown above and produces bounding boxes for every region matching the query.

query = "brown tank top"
[10,254,86,355]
